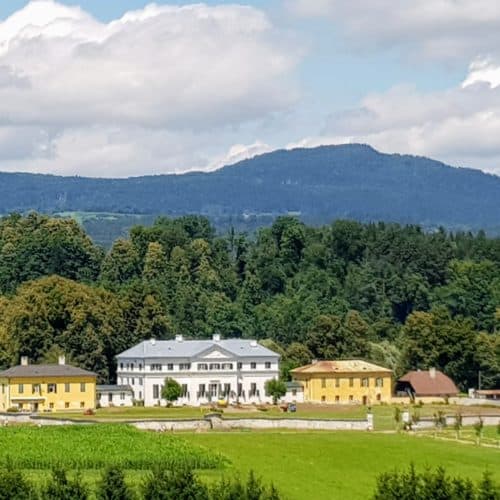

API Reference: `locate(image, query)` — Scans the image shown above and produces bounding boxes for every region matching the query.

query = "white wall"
[97,391,134,408]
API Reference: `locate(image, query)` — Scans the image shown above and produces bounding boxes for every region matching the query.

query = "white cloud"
[292,59,500,175]
[288,0,500,63]
[0,0,301,176]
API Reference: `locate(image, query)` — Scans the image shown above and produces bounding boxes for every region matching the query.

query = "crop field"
[0,425,225,470]
[185,431,500,500]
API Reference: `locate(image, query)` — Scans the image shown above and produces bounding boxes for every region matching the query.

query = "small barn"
[97,385,134,407]
[396,368,459,400]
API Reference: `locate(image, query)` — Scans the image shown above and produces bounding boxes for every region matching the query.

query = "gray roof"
[0,364,96,379]
[97,385,133,393]
[117,338,280,359]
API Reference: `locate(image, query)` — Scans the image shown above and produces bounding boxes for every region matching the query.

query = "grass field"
[0,424,498,499]
[185,431,500,500]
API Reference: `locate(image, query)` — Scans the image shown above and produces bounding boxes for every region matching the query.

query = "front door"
[362,396,367,405]
[32,402,39,413]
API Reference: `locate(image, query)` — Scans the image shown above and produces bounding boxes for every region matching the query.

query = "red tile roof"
[398,370,459,396]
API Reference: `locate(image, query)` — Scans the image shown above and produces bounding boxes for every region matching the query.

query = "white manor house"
[116,335,280,406]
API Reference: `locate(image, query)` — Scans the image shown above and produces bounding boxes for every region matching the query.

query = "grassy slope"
[184,432,500,500]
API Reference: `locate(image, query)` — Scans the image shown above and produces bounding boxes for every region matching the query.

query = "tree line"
[0,212,498,389]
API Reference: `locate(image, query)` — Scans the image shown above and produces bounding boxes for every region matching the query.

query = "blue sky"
[0,1,499,177]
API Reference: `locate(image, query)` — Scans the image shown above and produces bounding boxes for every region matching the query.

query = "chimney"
[150,338,156,346]
[429,367,436,379]
[212,334,221,342]
[58,355,66,365]
[250,340,258,347]
[20,356,28,366]
[175,334,183,343]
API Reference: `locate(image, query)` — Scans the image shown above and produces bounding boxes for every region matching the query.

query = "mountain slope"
[1,144,499,232]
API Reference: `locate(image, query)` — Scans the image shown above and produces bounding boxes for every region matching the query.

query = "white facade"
[97,385,134,408]
[116,335,280,407]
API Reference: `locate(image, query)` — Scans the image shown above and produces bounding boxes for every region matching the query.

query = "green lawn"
[184,431,500,500]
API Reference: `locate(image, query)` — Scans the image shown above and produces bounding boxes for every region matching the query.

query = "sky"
[1,1,500,177]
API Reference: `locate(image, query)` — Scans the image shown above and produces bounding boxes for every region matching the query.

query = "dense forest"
[1,145,500,246]
[0,212,498,391]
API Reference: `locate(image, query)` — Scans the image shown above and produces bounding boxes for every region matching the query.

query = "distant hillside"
[1,144,499,242]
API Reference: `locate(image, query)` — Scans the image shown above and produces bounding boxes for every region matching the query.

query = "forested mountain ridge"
[0,213,498,390]
[1,144,499,234]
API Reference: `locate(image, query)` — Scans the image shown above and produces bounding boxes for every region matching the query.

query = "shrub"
[210,471,282,500]
[96,466,134,500]
[42,467,88,500]
[0,462,37,500]
[373,465,499,500]
[161,378,182,405]
[142,466,207,500]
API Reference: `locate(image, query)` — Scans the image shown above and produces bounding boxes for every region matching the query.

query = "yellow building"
[0,356,96,412]
[291,360,392,405]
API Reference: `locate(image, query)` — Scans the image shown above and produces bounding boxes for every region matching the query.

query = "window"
[292,389,297,396]
[335,378,340,388]
[223,383,231,396]
[237,362,242,369]
[108,393,113,402]
[49,402,54,409]
[119,363,123,370]
[349,395,353,402]
[209,363,220,370]
[221,363,233,370]
[181,384,188,397]
[362,377,369,388]
[237,383,243,397]
[375,377,383,387]
[167,363,174,371]
[153,384,160,399]
[131,378,135,385]
[151,364,162,371]
[120,393,125,400]
[335,395,340,403]
[250,362,256,369]
[349,377,354,388]
[209,383,218,397]
[197,363,208,371]
[32,384,40,394]
[48,383,57,393]
[18,384,24,394]
[138,378,143,385]
[139,364,143,370]
[198,384,206,398]
[250,383,257,397]
[65,402,69,409]
[80,402,85,409]
[65,383,70,393]
[321,378,326,389]
[80,383,86,392]
[179,363,191,370]
[321,395,326,402]
[265,362,271,369]
[131,363,134,371]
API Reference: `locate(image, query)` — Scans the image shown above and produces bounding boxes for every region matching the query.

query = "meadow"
[0,421,499,499]
[185,431,500,500]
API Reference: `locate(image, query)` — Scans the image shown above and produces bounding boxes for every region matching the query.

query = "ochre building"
[291,360,392,405]
[0,356,96,412]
